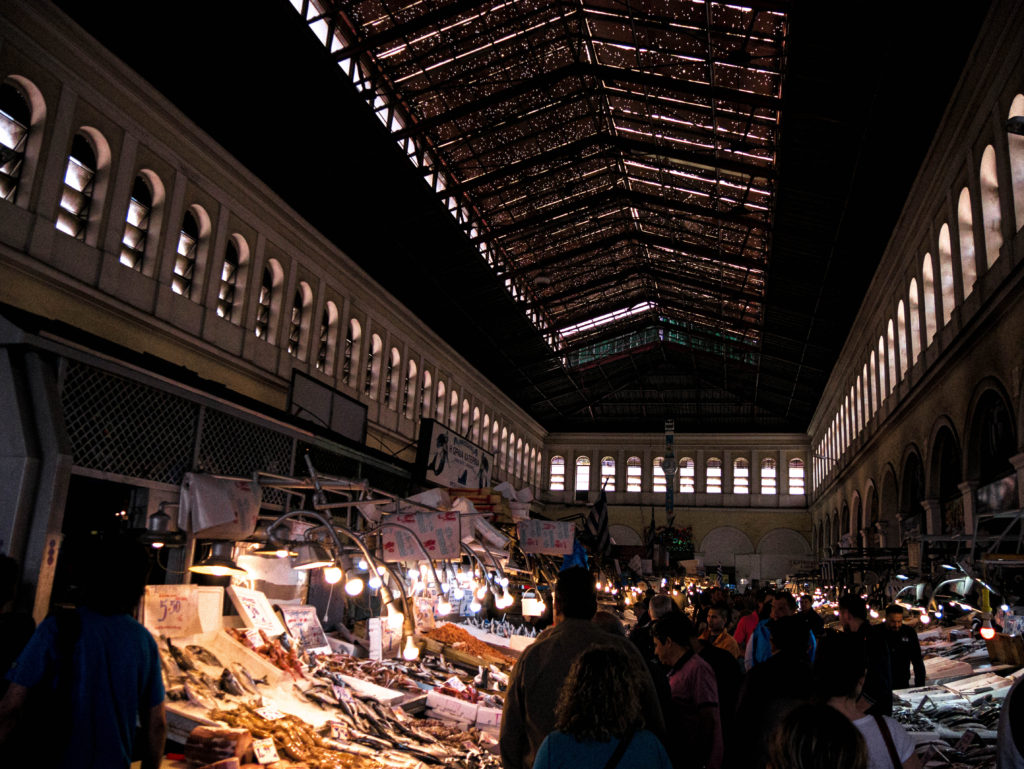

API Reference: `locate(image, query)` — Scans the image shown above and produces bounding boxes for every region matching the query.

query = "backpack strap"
[873,715,902,769]
[603,731,635,769]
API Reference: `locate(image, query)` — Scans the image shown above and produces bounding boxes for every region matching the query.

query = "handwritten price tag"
[255,706,285,720]
[142,585,201,636]
[252,737,280,764]
[517,520,575,555]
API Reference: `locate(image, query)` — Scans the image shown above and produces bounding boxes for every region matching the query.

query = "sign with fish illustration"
[416,419,493,489]
[517,520,575,555]
[277,604,331,655]
[227,586,285,637]
[381,510,461,560]
[142,584,203,637]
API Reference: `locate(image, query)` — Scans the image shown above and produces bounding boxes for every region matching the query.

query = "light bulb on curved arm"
[268,510,414,636]
[366,522,446,593]
[461,543,498,591]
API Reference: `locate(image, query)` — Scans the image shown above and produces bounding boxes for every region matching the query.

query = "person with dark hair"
[532,645,672,769]
[745,591,816,671]
[838,593,892,716]
[813,634,921,769]
[733,615,815,769]
[699,604,741,660]
[734,589,773,652]
[766,702,868,769]
[799,594,825,637]
[0,535,166,769]
[882,605,925,690]
[0,555,35,698]
[652,612,722,769]
[594,610,626,637]
[631,593,677,663]
[500,567,664,769]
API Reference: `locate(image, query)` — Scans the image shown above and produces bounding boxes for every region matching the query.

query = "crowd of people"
[500,569,1023,769]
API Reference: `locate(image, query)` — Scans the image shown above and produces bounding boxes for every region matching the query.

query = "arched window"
[549,455,565,491]
[173,209,205,299]
[254,261,280,341]
[626,456,642,492]
[217,236,246,322]
[575,456,591,492]
[508,432,517,473]
[761,458,777,494]
[907,279,921,363]
[869,351,877,416]
[462,399,471,434]
[287,283,312,358]
[316,301,339,374]
[704,457,721,493]
[979,145,1002,268]
[600,456,615,491]
[679,457,695,493]
[921,253,937,344]
[896,300,908,379]
[886,319,897,392]
[500,428,509,470]
[861,365,870,423]
[448,389,459,429]
[733,457,749,493]
[491,421,500,453]
[471,407,480,441]
[403,361,418,418]
[877,336,887,401]
[853,382,861,434]
[516,438,524,477]
[652,457,666,493]
[344,318,361,387]
[789,459,805,495]
[531,448,539,488]
[938,224,955,325]
[1009,95,1024,231]
[120,175,152,270]
[0,82,30,202]
[57,133,97,240]
[957,187,977,296]
[481,412,490,444]
[364,333,382,398]
[383,347,400,409]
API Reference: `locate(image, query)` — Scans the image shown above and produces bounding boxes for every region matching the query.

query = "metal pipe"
[366,522,445,591]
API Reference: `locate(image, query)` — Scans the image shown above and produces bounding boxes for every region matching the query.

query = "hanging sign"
[227,586,286,637]
[143,584,203,637]
[416,419,493,489]
[381,510,461,561]
[518,520,575,555]
[277,604,331,655]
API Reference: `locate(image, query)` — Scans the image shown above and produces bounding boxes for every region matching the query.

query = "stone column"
[919,498,942,536]
[1010,453,1024,510]
[958,481,979,537]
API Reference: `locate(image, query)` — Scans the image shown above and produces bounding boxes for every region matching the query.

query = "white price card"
[517,520,575,555]
[381,510,461,560]
[252,737,280,764]
[255,706,285,720]
[227,586,285,637]
[143,585,202,637]
[277,604,331,655]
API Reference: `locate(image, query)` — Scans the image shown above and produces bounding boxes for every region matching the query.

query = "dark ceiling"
[56,0,990,434]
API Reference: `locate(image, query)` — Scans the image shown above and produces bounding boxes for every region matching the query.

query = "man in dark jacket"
[883,604,925,689]
[838,593,892,715]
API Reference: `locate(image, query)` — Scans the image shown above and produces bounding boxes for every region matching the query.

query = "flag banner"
[585,490,611,556]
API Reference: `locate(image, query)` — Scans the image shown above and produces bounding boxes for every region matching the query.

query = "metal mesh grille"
[197,409,294,506]
[62,360,199,484]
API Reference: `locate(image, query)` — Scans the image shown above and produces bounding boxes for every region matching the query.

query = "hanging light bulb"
[437,596,453,616]
[344,574,365,596]
[323,565,343,584]
[475,583,488,601]
[408,568,420,581]
[469,595,482,613]
[979,616,996,640]
[357,558,368,571]
[368,573,383,590]
[595,581,603,591]
[499,575,509,587]
[451,583,465,600]
[869,608,879,619]
[497,585,514,609]
[402,635,420,661]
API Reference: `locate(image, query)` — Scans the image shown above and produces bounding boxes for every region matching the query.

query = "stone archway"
[609,524,642,546]
[929,424,963,534]
[756,528,812,582]
[698,526,755,569]
[965,384,1018,530]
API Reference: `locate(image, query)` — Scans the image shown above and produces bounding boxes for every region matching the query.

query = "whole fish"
[164,637,197,671]
[219,667,245,696]
[183,678,217,709]
[229,662,260,695]
[186,645,222,667]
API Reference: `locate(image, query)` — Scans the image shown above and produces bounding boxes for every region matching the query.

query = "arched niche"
[698,526,754,568]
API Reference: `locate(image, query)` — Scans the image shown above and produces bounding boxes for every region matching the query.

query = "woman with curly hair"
[532,645,670,769]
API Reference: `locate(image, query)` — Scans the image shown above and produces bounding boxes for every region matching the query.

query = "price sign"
[255,706,285,720]
[227,586,285,637]
[252,737,280,764]
[381,511,461,561]
[517,520,575,555]
[143,585,202,637]
[328,721,345,740]
[277,604,331,655]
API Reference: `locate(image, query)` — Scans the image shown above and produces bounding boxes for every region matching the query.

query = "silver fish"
[164,637,197,671]
[219,667,245,696]
[186,644,222,667]
[229,662,261,694]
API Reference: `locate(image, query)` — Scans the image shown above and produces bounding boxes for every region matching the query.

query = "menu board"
[277,604,331,655]
[381,510,461,560]
[227,586,286,637]
[517,520,575,555]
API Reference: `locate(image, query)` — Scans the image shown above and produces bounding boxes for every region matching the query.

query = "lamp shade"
[189,541,247,577]
[292,542,333,570]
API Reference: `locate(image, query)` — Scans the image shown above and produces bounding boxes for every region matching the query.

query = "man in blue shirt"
[0,535,166,768]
